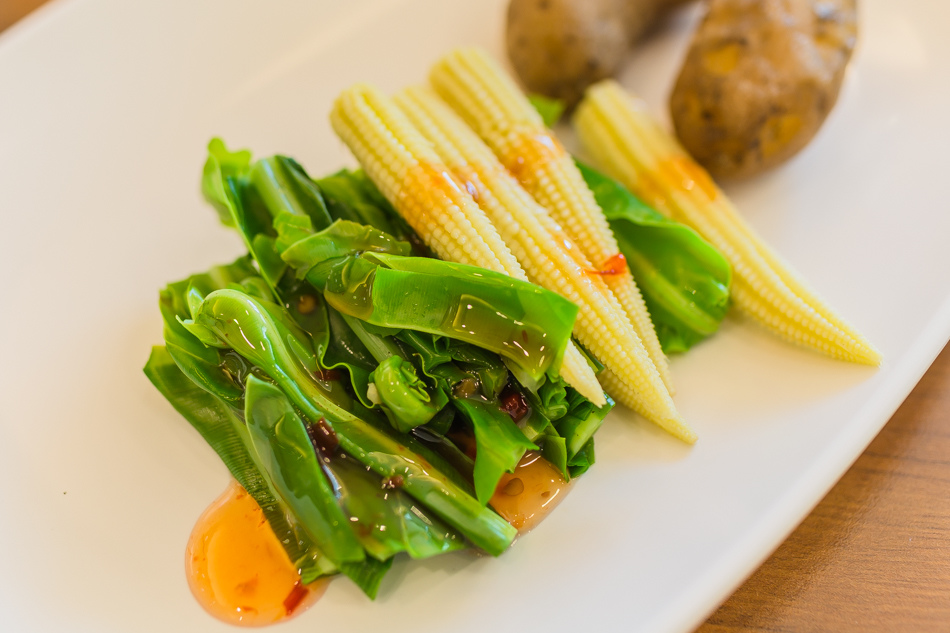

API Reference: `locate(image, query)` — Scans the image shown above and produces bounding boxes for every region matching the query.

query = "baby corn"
[574,80,881,365]
[429,48,674,394]
[330,84,605,404]
[394,86,691,441]
[597,369,695,443]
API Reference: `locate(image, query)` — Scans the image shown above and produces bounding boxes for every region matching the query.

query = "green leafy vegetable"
[244,376,366,566]
[372,356,449,433]
[327,451,465,561]
[450,397,537,503]
[315,168,425,252]
[251,156,335,233]
[528,94,566,127]
[181,288,518,555]
[340,253,577,385]
[555,390,612,477]
[393,333,541,499]
[338,558,393,600]
[280,228,578,386]
[202,139,286,288]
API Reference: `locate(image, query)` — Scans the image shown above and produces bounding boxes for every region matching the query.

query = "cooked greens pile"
[144,140,617,596]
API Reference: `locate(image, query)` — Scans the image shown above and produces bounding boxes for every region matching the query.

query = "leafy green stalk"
[524,378,570,422]
[244,376,464,594]
[555,390,613,477]
[201,139,286,288]
[338,558,393,600]
[277,219,579,388]
[279,220,411,290]
[244,376,365,567]
[152,260,481,582]
[250,156,334,234]
[327,450,465,561]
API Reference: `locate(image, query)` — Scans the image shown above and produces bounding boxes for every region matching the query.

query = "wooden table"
[699,343,950,632]
[4,1,948,630]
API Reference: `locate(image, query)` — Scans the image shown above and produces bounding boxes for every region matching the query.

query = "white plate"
[1,1,948,632]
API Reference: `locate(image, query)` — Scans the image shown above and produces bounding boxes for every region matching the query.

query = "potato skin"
[507,0,630,108]
[507,0,690,108]
[669,0,857,179]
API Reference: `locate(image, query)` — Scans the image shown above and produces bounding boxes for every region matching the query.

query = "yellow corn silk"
[574,80,881,366]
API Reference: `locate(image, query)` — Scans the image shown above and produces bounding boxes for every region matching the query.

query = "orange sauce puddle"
[489,452,572,533]
[186,481,329,627]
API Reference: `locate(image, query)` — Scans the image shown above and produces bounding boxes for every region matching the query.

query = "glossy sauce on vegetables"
[490,451,571,532]
[186,481,328,626]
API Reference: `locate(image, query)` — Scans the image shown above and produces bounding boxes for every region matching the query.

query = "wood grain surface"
[3,1,948,631]
[698,343,950,632]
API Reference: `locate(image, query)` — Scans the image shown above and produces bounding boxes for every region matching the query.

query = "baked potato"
[506,0,691,108]
[669,0,857,179]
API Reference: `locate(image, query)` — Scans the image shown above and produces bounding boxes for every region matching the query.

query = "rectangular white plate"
[1,1,948,632]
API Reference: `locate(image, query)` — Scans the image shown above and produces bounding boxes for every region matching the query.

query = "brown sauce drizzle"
[490,452,572,533]
[186,481,328,627]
